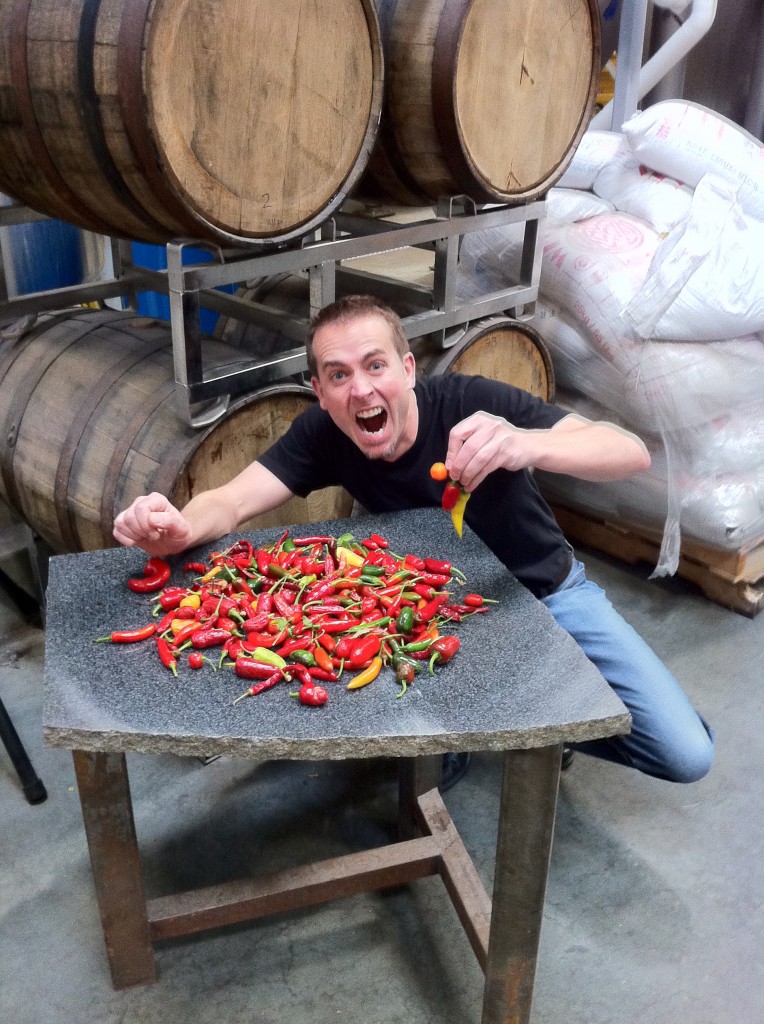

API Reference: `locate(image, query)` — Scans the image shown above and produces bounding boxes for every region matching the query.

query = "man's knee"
[664,729,714,784]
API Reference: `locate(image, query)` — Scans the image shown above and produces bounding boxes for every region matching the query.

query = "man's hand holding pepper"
[113,493,192,557]
[445,411,535,491]
[445,410,651,489]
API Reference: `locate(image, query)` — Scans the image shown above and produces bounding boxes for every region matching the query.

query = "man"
[114,295,713,785]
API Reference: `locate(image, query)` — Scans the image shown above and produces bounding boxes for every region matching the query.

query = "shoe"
[440,752,471,792]
[561,747,575,771]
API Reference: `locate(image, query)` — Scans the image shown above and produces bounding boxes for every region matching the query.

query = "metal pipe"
[591,0,718,129]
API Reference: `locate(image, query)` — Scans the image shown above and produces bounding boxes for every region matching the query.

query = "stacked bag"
[457,100,764,576]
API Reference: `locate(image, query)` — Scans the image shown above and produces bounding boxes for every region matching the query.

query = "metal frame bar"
[0,199,546,428]
[166,201,545,426]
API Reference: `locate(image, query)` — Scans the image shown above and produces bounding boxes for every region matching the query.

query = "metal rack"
[0,196,546,428]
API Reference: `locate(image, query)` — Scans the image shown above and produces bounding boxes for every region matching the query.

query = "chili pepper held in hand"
[450,488,470,539]
[127,557,171,593]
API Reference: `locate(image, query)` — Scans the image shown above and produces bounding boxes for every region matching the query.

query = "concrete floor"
[1,547,762,1024]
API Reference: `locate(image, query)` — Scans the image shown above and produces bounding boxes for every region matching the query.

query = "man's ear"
[403,351,416,386]
[311,375,327,409]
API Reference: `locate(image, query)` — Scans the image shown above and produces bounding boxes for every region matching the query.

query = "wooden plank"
[147,835,443,942]
[551,504,764,617]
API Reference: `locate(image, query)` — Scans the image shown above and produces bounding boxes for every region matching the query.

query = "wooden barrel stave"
[0,309,352,553]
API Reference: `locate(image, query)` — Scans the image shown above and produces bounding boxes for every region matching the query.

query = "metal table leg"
[72,751,156,988]
[482,744,563,1024]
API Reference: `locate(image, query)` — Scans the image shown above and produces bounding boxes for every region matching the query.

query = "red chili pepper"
[441,481,461,512]
[346,633,381,665]
[404,554,425,571]
[155,587,187,611]
[156,608,179,633]
[246,631,276,649]
[256,592,274,615]
[418,572,452,587]
[235,658,285,680]
[305,579,336,602]
[241,613,269,632]
[96,623,157,644]
[214,617,239,633]
[316,632,336,653]
[464,593,484,607]
[292,535,333,546]
[172,620,203,646]
[430,635,460,665]
[224,638,244,660]
[360,537,379,550]
[298,682,329,706]
[285,663,313,687]
[232,671,283,703]
[307,667,339,682]
[127,557,171,593]
[424,558,452,576]
[156,637,178,676]
[415,593,450,624]
[369,533,389,548]
[183,562,209,574]
[256,549,271,576]
[188,651,205,669]
[276,637,311,658]
[191,628,232,649]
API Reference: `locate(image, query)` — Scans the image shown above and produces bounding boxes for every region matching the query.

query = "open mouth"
[356,406,387,436]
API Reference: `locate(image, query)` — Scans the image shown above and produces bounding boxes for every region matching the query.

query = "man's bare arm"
[113,461,295,556]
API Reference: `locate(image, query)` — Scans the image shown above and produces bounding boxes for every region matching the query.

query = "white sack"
[622,100,764,220]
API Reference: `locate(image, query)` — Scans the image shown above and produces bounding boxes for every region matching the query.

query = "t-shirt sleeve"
[258,404,343,498]
[456,374,568,430]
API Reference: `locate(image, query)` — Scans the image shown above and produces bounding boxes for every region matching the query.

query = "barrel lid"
[445,0,599,201]
[142,0,382,243]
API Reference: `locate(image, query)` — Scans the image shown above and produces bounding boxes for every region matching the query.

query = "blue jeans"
[541,557,714,783]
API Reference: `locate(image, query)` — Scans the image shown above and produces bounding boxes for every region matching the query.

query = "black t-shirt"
[259,373,572,597]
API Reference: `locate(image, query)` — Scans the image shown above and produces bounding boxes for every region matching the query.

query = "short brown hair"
[305,294,410,377]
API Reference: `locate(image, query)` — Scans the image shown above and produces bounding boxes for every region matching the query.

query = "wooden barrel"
[214,278,554,402]
[0,309,352,553]
[411,318,555,402]
[358,0,600,206]
[0,1,383,247]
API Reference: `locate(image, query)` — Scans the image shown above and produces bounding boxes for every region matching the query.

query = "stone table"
[44,508,630,1023]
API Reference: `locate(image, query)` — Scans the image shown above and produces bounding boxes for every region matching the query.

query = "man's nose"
[350,372,373,398]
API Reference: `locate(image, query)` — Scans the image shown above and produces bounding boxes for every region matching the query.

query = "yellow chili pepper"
[200,565,223,583]
[179,592,201,609]
[336,545,365,567]
[346,656,383,690]
[450,490,470,539]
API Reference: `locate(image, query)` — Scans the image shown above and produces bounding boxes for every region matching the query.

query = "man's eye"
[369,361,384,371]
[330,371,346,382]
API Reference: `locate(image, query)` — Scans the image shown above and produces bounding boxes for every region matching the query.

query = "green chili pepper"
[395,607,414,634]
[288,650,317,668]
[250,647,287,669]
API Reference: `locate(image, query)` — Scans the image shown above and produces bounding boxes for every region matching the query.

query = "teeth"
[357,407,383,418]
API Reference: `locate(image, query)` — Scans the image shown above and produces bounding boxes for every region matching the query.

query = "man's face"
[310,313,418,461]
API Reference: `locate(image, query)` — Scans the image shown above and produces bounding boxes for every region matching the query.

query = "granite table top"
[43,509,630,761]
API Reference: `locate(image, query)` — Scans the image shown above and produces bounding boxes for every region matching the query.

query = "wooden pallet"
[550,504,764,618]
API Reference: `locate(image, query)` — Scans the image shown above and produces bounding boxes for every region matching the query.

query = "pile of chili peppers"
[97,528,495,707]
